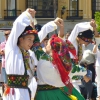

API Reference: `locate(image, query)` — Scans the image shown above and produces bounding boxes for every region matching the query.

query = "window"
[4,0,21,20]
[96,0,100,10]
[69,0,79,16]
[26,0,57,18]
[70,0,78,10]
[7,0,16,16]
[66,0,83,20]
[27,0,54,10]
[92,0,100,18]
[27,0,37,9]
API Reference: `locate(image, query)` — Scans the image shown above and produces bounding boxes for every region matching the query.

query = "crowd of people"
[0,8,100,100]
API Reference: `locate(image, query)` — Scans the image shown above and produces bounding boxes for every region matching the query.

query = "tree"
[95,12,100,32]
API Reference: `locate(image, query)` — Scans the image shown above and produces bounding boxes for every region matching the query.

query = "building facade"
[0,0,100,31]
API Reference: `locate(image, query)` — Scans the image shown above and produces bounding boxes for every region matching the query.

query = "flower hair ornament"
[22,29,40,43]
[22,30,38,35]
[50,34,77,93]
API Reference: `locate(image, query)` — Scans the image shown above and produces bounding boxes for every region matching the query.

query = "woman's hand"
[90,19,96,28]
[54,17,64,27]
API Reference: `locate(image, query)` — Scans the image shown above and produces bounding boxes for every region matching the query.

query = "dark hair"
[66,30,72,34]
[35,24,42,32]
[79,61,88,68]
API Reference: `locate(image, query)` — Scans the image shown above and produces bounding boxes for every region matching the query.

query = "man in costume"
[3,8,38,100]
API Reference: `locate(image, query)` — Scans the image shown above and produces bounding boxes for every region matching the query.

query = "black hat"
[19,25,40,43]
[78,29,94,39]
[78,29,94,42]
[22,25,33,35]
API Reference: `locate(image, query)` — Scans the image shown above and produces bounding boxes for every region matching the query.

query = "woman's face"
[45,39,52,54]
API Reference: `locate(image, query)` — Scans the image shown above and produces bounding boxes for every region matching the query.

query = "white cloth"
[95,37,100,45]
[68,22,92,58]
[38,21,57,42]
[94,48,100,96]
[81,50,95,65]
[28,77,37,98]
[95,49,100,67]
[37,59,65,87]
[95,67,100,96]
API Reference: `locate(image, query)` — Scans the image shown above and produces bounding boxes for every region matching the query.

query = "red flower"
[26,30,38,34]
[9,76,16,81]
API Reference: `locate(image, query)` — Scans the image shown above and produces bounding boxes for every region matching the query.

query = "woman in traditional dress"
[31,27,85,99]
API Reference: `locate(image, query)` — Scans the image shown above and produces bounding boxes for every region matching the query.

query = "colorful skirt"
[35,85,85,100]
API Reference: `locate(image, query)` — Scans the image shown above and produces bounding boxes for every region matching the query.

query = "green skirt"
[35,85,85,100]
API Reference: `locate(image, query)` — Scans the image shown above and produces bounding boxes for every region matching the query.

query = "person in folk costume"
[30,19,85,100]
[68,20,98,100]
[3,8,38,100]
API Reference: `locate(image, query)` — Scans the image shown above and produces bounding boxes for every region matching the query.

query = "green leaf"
[95,12,100,32]
[71,65,77,73]
[76,66,80,72]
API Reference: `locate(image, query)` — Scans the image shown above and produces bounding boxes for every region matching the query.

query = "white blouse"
[37,59,65,87]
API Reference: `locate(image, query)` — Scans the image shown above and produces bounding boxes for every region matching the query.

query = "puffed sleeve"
[38,21,57,42]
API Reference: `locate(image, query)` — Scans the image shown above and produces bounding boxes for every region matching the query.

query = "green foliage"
[95,12,100,32]
[71,64,80,73]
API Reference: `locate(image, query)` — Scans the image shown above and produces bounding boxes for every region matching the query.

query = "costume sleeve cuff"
[51,21,57,31]
[24,11,33,22]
